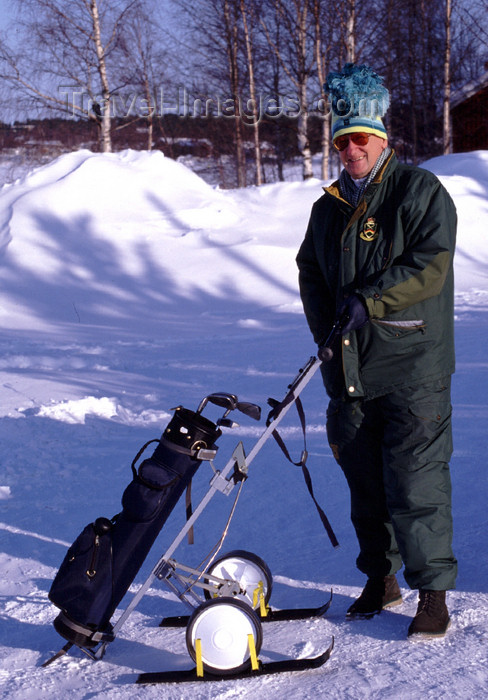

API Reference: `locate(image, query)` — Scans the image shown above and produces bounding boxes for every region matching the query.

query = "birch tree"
[371,0,446,162]
[223,0,247,186]
[262,0,315,180]
[311,0,346,180]
[453,0,488,82]
[117,4,171,151]
[240,0,262,185]
[443,0,452,154]
[0,0,143,152]
[90,0,112,151]
[312,0,329,179]
[345,0,356,62]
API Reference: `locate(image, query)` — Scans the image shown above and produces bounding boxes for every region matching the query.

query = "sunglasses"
[333,132,371,152]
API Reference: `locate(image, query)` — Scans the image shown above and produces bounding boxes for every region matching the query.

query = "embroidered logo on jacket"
[360,217,379,241]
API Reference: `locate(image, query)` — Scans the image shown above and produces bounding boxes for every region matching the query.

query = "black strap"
[267,395,339,549]
[186,482,194,545]
[131,439,160,479]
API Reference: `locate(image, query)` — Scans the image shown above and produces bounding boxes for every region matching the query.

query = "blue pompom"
[325,64,390,118]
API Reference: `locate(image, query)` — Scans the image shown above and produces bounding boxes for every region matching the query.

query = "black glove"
[338,294,369,334]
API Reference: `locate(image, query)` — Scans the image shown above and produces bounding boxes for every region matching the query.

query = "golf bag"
[48,406,222,649]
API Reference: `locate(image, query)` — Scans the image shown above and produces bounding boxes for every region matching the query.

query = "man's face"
[338,133,388,179]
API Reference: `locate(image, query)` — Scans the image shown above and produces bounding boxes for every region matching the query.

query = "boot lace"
[418,591,445,616]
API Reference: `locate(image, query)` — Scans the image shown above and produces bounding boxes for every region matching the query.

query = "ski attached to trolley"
[159,592,333,628]
[136,637,334,685]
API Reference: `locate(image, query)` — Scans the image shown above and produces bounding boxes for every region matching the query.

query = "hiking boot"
[346,574,403,619]
[407,590,450,638]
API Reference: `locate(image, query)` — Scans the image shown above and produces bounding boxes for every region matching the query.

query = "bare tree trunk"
[298,89,313,179]
[240,0,262,185]
[346,0,356,62]
[443,0,452,154]
[143,78,154,150]
[297,2,313,179]
[135,11,156,151]
[224,0,246,187]
[408,0,418,164]
[312,0,330,180]
[261,0,314,180]
[383,0,395,135]
[90,0,112,152]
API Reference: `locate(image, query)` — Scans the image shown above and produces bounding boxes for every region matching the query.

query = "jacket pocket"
[373,319,426,334]
[359,319,431,388]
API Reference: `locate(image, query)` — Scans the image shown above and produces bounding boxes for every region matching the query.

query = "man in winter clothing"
[296,64,457,638]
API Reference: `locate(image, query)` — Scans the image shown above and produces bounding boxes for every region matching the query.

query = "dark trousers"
[326,376,457,590]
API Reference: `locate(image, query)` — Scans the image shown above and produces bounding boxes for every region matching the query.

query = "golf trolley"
[45,348,338,682]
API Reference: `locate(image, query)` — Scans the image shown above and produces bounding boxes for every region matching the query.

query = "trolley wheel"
[204,549,273,609]
[186,598,263,676]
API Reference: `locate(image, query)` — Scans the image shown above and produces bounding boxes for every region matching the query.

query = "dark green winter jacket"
[296,151,457,400]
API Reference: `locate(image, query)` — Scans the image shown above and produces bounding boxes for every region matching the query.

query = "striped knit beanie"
[325,64,390,140]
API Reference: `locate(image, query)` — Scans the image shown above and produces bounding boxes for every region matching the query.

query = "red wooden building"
[450,70,488,152]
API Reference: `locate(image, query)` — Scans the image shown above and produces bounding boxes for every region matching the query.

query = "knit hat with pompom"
[325,63,390,140]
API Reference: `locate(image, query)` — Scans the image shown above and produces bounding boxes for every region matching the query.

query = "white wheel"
[204,550,273,609]
[186,598,263,675]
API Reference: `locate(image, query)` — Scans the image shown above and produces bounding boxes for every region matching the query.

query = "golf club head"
[207,393,239,410]
[236,401,261,421]
[217,417,240,429]
[197,393,260,422]
[197,392,238,414]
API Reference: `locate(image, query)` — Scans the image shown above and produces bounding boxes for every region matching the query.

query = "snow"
[0,147,487,698]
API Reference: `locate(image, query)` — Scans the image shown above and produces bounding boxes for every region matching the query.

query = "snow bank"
[423,151,488,295]
[0,148,486,335]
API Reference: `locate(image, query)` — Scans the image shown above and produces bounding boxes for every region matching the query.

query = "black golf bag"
[48,405,222,649]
